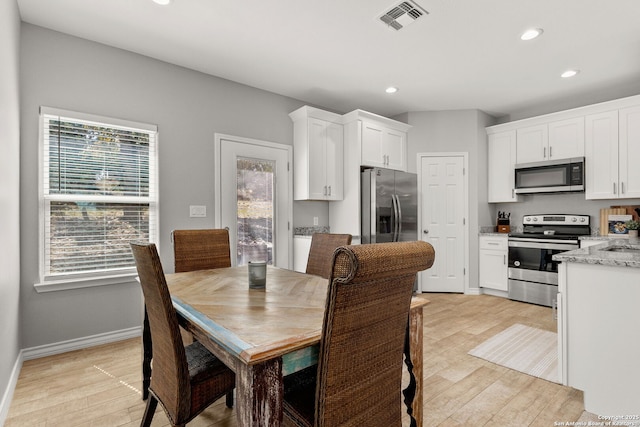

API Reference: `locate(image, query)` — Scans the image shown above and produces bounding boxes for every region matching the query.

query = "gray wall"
[0,0,22,417]
[19,24,320,348]
[404,110,496,290]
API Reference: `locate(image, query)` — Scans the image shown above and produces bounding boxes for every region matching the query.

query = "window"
[38,107,158,291]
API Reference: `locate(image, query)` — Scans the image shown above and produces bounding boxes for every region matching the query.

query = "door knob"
[423,230,429,234]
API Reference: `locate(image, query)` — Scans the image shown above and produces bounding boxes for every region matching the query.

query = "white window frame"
[35,107,159,292]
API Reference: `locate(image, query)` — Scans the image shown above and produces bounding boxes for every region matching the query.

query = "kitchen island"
[554,239,640,417]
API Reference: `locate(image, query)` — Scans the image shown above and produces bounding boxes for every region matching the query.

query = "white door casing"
[418,153,468,293]
[214,134,292,268]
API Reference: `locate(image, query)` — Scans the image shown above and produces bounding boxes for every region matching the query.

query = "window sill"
[34,272,138,293]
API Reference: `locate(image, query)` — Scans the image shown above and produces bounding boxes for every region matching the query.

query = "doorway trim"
[416,152,470,294]
[214,133,293,268]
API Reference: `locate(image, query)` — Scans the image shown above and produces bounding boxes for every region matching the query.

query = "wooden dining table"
[143,265,429,427]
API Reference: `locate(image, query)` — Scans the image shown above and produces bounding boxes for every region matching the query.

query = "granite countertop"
[553,238,640,268]
[293,226,330,236]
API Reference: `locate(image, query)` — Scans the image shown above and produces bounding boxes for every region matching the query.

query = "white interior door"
[418,154,466,293]
[215,134,292,268]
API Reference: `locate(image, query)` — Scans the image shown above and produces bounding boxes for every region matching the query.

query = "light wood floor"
[6,293,594,426]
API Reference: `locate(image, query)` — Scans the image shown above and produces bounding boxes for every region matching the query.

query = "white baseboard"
[480,288,509,299]
[0,350,24,427]
[22,326,142,361]
[465,286,483,296]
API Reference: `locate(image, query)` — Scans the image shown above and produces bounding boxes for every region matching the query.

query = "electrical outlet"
[313,216,319,226]
[189,205,206,218]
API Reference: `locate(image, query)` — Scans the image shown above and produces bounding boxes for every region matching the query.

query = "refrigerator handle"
[396,194,403,239]
[392,194,400,242]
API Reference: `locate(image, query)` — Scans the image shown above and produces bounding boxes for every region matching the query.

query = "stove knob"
[571,217,577,222]
[580,217,586,222]
[533,217,538,222]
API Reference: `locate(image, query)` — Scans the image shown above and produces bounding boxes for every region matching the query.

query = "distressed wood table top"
[167,265,429,364]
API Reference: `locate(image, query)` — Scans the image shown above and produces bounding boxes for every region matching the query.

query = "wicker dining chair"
[305,233,352,279]
[283,240,435,427]
[172,228,232,273]
[131,242,236,427]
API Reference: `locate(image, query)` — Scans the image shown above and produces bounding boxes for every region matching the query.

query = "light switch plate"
[189,205,207,218]
[313,217,319,226]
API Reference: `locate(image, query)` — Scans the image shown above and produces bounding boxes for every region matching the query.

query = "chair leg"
[225,390,234,408]
[140,395,158,427]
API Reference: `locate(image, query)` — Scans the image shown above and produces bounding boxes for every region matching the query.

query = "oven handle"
[508,240,577,251]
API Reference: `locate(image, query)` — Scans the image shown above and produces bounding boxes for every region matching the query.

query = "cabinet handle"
[512,189,515,198]
[504,254,506,265]
[613,182,617,194]
[549,146,553,158]
[328,185,331,196]
[543,147,547,159]
[323,186,327,196]
[488,242,499,245]
[621,182,625,194]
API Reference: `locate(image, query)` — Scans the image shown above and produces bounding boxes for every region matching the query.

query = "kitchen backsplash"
[493,192,640,236]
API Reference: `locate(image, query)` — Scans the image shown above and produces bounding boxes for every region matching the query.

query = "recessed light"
[152,0,172,5]
[561,69,580,78]
[385,87,399,94]
[520,28,543,41]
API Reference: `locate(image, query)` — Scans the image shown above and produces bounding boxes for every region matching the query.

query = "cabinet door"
[548,117,585,160]
[479,249,508,291]
[585,111,619,199]
[383,128,407,171]
[307,118,328,200]
[361,121,385,168]
[488,131,519,203]
[619,106,640,198]
[516,124,548,163]
[325,121,344,200]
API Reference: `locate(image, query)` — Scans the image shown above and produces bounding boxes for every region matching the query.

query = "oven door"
[508,239,577,285]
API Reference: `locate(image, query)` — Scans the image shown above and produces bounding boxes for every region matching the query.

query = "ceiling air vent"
[378,1,429,31]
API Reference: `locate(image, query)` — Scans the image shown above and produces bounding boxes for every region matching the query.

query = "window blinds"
[41,107,158,278]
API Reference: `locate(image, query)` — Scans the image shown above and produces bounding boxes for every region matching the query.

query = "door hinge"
[463,217,466,225]
[288,221,290,230]
[463,268,466,275]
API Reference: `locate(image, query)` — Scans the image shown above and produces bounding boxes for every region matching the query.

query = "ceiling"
[16,0,640,119]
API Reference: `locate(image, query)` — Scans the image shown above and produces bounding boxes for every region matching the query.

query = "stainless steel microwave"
[514,157,584,194]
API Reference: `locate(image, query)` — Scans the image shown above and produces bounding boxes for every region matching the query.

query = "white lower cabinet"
[479,235,508,291]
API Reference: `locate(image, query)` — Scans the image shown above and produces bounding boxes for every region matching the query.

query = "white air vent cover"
[378,1,429,30]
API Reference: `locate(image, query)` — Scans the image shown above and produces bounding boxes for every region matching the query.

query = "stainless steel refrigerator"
[361,168,418,244]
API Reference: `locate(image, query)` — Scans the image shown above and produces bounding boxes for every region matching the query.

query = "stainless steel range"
[508,214,590,307]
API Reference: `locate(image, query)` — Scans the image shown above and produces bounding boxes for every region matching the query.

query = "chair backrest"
[172,229,231,273]
[130,242,191,422]
[315,241,435,427]
[305,233,352,279]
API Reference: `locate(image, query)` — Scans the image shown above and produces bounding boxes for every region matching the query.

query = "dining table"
[142,265,429,427]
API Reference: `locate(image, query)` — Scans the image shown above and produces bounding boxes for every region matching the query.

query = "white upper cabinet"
[516,124,548,164]
[516,118,584,164]
[587,106,640,199]
[290,106,344,201]
[488,130,519,203]
[361,121,407,170]
[548,117,585,160]
[343,110,410,172]
[585,111,619,199]
[619,105,640,199]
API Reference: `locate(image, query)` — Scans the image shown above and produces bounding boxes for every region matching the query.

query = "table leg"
[142,306,152,401]
[235,358,283,427]
[403,307,423,427]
